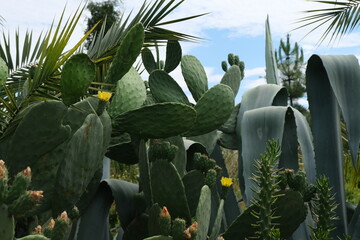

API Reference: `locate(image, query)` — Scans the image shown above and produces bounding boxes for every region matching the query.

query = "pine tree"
[85,0,121,48]
[275,34,306,109]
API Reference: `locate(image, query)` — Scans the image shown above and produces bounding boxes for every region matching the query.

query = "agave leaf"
[265,16,280,85]
[75,179,138,240]
[306,54,360,235]
[240,106,315,206]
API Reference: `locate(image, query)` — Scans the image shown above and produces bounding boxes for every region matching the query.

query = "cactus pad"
[106,23,144,84]
[142,47,157,74]
[6,101,71,174]
[220,65,242,97]
[195,185,211,240]
[181,55,208,101]
[164,40,182,73]
[150,160,191,223]
[149,70,190,105]
[53,114,104,215]
[61,53,95,105]
[113,102,196,139]
[109,67,146,117]
[184,84,234,137]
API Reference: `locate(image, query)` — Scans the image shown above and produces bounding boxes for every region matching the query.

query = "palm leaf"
[296,0,360,44]
[87,0,205,61]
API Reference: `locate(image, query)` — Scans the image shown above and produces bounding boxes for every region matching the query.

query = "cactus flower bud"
[160,206,170,218]
[0,160,7,179]
[184,228,191,239]
[188,221,198,239]
[34,225,42,234]
[22,167,31,177]
[58,211,69,222]
[172,218,186,240]
[29,191,44,201]
[159,206,171,236]
[48,219,55,229]
[217,237,225,240]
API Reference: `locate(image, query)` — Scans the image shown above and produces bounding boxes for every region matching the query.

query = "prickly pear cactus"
[53,113,104,215]
[142,47,157,74]
[181,55,208,101]
[61,53,95,105]
[106,23,144,84]
[194,185,211,240]
[113,102,197,138]
[109,67,147,117]
[3,101,71,175]
[164,40,182,73]
[150,160,191,223]
[149,70,190,105]
[184,84,234,136]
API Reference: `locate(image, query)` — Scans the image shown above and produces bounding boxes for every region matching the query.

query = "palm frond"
[296,0,360,44]
[87,0,205,61]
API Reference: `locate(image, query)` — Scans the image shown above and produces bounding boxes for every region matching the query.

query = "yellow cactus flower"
[220,177,233,188]
[98,91,112,102]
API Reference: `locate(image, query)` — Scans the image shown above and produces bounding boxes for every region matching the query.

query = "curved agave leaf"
[240,106,315,205]
[306,54,360,235]
[236,84,288,196]
[75,179,139,240]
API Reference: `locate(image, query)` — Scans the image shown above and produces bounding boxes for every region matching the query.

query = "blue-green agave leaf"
[306,54,360,235]
[75,179,138,240]
[265,15,280,85]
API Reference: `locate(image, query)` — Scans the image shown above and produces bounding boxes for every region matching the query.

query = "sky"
[2,0,360,105]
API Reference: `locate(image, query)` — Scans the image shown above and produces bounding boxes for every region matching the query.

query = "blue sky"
[2,0,360,105]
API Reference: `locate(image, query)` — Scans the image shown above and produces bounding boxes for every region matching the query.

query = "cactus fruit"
[106,23,144,84]
[61,53,95,105]
[184,84,234,137]
[204,169,217,188]
[181,55,208,101]
[172,218,186,240]
[149,140,178,163]
[159,206,171,236]
[149,70,190,105]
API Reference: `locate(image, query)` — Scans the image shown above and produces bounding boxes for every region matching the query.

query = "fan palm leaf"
[296,0,360,44]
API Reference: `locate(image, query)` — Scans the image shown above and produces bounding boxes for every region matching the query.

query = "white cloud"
[245,67,265,79]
